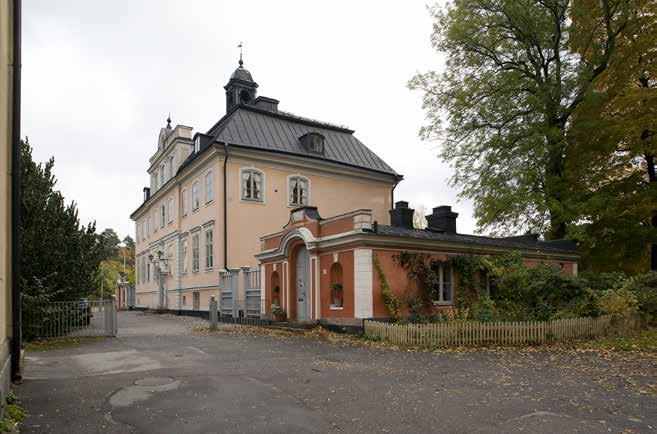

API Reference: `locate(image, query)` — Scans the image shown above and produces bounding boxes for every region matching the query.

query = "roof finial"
[238,41,243,67]
[166,113,172,129]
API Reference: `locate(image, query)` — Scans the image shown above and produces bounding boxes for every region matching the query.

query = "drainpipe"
[222,143,229,270]
[390,175,402,222]
[11,0,22,383]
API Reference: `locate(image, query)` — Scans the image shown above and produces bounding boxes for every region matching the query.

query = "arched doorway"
[295,245,310,321]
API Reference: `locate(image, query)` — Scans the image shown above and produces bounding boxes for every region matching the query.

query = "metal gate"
[243,268,262,317]
[220,271,236,316]
[22,298,117,340]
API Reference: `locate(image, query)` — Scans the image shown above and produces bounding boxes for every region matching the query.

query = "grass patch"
[25,336,107,351]
[581,328,657,352]
[0,392,26,433]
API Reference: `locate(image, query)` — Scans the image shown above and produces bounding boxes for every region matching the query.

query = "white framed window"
[153,209,158,232]
[194,136,200,153]
[181,239,188,274]
[136,257,141,284]
[167,245,174,275]
[160,205,165,228]
[192,181,200,210]
[192,233,200,272]
[205,228,213,270]
[288,175,309,207]
[160,164,165,187]
[205,171,214,203]
[146,261,150,282]
[182,189,188,216]
[240,168,263,202]
[431,262,453,304]
[135,223,140,242]
[146,217,150,237]
[142,219,147,241]
[168,156,174,179]
[167,197,174,223]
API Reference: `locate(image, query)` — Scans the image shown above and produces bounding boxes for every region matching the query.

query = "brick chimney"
[389,201,414,230]
[426,205,458,234]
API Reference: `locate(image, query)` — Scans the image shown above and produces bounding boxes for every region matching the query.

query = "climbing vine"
[373,254,400,319]
[450,254,487,309]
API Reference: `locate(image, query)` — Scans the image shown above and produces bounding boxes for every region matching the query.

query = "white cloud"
[23,0,480,238]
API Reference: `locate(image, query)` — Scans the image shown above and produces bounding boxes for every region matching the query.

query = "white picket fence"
[363,315,641,347]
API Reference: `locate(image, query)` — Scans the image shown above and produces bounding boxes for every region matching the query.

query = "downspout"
[223,143,229,270]
[390,175,402,221]
[11,0,22,382]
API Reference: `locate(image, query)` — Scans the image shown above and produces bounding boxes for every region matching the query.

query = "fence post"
[209,296,218,330]
[104,298,115,336]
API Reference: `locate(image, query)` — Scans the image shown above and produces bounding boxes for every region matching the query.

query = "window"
[160,205,165,228]
[288,176,309,207]
[192,233,200,272]
[167,197,174,223]
[167,246,174,275]
[146,217,150,237]
[181,239,188,274]
[192,181,200,210]
[431,262,453,304]
[146,261,150,282]
[152,172,157,190]
[205,171,214,203]
[205,229,213,269]
[168,156,174,179]
[160,165,165,187]
[241,169,263,202]
[135,223,140,242]
[193,291,200,310]
[194,136,200,153]
[136,258,141,284]
[142,219,147,241]
[182,189,188,216]
[153,209,158,232]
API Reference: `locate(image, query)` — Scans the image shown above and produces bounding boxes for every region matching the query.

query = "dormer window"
[194,136,200,153]
[299,132,325,154]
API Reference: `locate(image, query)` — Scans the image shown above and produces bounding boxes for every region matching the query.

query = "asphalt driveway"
[16,311,657,433]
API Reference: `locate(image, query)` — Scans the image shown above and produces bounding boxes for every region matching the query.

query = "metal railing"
[22,298,117,341]
[218,299,269,318]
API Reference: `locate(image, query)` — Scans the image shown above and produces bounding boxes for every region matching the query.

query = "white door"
[296,246,309,321]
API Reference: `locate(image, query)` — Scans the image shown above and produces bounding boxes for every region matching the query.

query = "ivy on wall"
[373,254,400,319]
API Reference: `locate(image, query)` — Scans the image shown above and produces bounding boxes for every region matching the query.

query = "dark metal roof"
[207,104,398,176]
[230,66,254,82]
[373,225,579,254]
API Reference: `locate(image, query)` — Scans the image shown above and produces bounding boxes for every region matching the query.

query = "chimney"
[426,205,458,234]
[143,187,151,202]
[389,201,414,230]
[254,96,279,112]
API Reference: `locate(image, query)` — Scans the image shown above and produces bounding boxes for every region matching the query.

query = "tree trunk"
[646,151,656,271]
[545,121,568,240]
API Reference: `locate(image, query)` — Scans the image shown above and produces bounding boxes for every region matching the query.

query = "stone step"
[270,321,318,330]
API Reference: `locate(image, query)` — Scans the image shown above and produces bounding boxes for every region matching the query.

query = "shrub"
[598,288,639,319]
[622,272,657,325]
[470,296,497,322]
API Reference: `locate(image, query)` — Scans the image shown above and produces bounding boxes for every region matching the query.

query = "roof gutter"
[390,175,403,220]
[11,0,22,382]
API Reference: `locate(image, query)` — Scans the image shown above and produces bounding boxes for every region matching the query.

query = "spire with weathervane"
[224,41,258,113]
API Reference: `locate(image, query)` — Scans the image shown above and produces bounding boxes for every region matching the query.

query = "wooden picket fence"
[363,315,641,347]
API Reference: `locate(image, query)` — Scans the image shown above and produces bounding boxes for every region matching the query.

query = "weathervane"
[238,41,243,67]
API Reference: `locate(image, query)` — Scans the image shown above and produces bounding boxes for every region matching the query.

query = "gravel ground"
[15,311,657,433]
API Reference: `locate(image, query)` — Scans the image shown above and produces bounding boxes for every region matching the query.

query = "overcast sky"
[22,0,478,239]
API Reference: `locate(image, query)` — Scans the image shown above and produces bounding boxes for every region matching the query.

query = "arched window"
[271,271,281,306]
[240,89,251,104]
[330,262,343,308]
[241,168,263,202]
[192,181,200,210]
[288,176,309,207]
